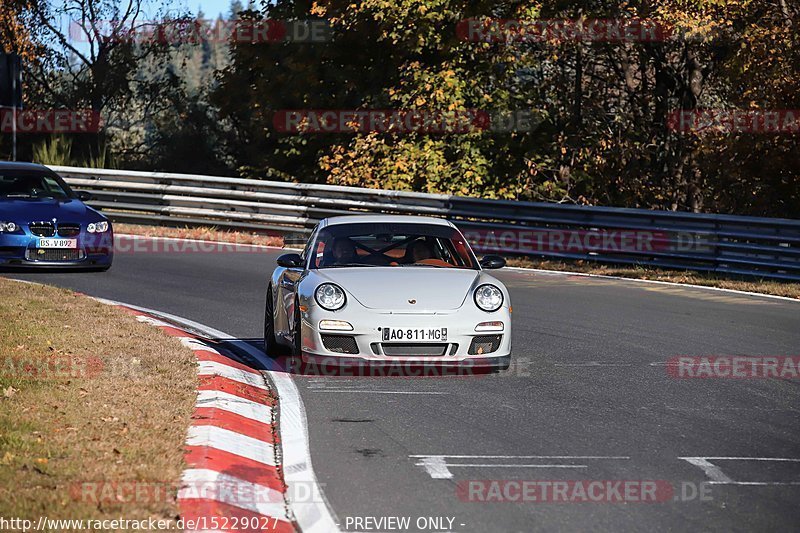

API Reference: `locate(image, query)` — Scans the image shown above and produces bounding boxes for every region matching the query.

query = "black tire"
[264,286,287,358]
[292,298,302,357]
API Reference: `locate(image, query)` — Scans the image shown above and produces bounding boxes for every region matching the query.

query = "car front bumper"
[298,303,512,368]
[0,233,113,269]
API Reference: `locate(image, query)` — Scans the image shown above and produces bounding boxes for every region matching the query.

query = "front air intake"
[321,335,359,354]
[468,335,502,355]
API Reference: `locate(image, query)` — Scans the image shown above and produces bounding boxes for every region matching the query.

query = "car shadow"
[215,337,499,379]
[0,266,109,274]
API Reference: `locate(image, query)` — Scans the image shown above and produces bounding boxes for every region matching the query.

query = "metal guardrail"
[52,165,800,281]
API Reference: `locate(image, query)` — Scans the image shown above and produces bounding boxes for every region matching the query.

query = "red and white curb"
[90,297,339,533]
[111,307,292,532]
[7,280,338,532]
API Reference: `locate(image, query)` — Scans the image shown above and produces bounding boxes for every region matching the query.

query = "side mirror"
[76,191,93,201]
[277,253,304,268]
[480,254,506,269]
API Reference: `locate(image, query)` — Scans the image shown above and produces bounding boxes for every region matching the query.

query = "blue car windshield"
[0,171,73,199]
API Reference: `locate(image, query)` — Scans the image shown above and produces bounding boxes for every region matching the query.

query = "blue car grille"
[57,223,81,237]
[25,248,83,262]
[29,222,55,237]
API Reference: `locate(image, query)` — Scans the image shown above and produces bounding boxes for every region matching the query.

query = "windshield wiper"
[325,262,378,268]
[4,193,57,199]
[401,263,446,268]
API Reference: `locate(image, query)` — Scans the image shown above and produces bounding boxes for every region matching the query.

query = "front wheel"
[264,286,287,358]
[292,298,302,357]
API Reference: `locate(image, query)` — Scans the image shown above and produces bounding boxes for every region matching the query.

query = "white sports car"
[264,215,511,370]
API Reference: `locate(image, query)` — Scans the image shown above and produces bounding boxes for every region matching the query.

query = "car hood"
[0,198,101,222]
[316,267,480,310]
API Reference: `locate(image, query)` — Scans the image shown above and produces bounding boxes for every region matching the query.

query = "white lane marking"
[179,468,288,518]
[708,481,800,486]
[309,390,449,395]
[187,420,275,467]
[418,457,452,479]
[196,389,272,423]
[680,457,800,485]
[682,457,800,461]
[412,455,627,479]
[679,457,735,483]
[436,464,588,468]
[554,362,632,367]
[505,266,800,304]
[110,303,340,533]
[198,360,267,389]
[652,360,794,367]
[666,407,800,412]
[410,455,630,459]
[254,358,342,533]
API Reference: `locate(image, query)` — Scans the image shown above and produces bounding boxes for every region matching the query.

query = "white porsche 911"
[264,215,511,370]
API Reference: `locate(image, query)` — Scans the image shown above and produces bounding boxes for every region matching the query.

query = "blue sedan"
[0,161,113,270]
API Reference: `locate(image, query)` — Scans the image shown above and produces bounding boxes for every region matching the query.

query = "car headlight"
[474,284,504,312]
[87,221,109,233]
[0,221,18,233]
[315,283,346,311]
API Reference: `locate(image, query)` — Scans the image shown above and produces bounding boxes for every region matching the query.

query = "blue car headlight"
[0,221,19,233]
[87,221,110,233]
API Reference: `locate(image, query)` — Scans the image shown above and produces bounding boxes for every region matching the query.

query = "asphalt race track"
[5,243,800,532]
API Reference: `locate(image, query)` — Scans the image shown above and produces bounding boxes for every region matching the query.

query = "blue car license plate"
[38,238,78,249]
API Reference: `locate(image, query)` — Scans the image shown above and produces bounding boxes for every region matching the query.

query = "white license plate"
[37,238,77,249]
[382,327,447,342]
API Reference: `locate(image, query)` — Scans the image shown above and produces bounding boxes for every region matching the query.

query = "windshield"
[311,222,478,269]
[0,171,73,199]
